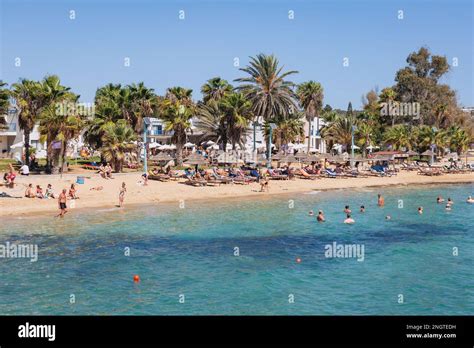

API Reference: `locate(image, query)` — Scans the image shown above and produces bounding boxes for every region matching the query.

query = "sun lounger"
[417,167,443,176]
[148,174,171,182]
[324,169,348,179]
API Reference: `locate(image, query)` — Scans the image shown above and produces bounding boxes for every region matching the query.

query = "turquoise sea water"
[0,183,473,315]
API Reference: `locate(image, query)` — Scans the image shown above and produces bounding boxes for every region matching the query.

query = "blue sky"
[1,0,472,109]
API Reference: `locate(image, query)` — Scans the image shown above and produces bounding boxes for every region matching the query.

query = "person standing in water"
[377,194,385,207]
[119,182,126,207]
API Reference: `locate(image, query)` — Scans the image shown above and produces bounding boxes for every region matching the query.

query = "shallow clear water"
[0,183,473,315]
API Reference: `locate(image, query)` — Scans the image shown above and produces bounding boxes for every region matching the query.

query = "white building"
[304,116,327,153]
[0,107,46,160]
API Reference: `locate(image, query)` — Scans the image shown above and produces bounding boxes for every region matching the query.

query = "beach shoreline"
[1,171,473,217]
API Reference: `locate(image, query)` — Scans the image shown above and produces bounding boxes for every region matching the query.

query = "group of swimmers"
[309,194,385,224]
[308,192,474,224]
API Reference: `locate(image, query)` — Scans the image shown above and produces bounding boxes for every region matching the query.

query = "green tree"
[383,125,413,150]
[100,120,137,172]
[219,93,253,150]
[11,79,47,166]
[235,54,298,142]
[0,81,10,130]
[201,77,233,105]
[158,99,194,166]
[296,81,324,152]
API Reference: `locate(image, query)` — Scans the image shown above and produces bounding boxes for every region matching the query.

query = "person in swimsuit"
[317,210,325,222]
[119,182,126,207]
[24,184,35,198]
[344,205,351,214]
[344,214,355,224]
[36,185,44,199]
[377,194,385,207]
[69,184,79,199]
[57,189,68,217]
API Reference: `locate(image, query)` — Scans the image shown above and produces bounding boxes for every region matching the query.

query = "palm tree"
[296,81,324,152]
[220,93,253,150]
[10,79,47,166]
[320,114,354,152]
[165,87,193,106]
[127,82,156,133]
[0,81,10,130]
[416,125,448,155]
[158,100,193,166]
[194,102,227,146]
[265,113,305,149]
[446,125,470,155]
[201,77,233,105]
[100,120,137,172]
[383,125,413,150]
[379,87,397,126]
[39,75,72,172]
[235,54,298,142]
[356,122,375,156]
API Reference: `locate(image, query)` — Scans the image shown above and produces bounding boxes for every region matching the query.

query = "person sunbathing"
[25,184,35,198]
[90,186,104,191]
[36,185,44,199]
[44,184,55,198]
[69,184,79,199]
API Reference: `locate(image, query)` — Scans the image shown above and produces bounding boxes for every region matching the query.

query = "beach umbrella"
[216,153,239,164]
[148,142,161,149]
[271,153,284,160]
[279,155,298,164]
[406,150,419,156]
[421,150,435,156]
[184,142,196,148]
[149,153,174,162]
[205,140,215,145]
[303,155,322,163]
[294,152,308,160]
[184,153,208,166]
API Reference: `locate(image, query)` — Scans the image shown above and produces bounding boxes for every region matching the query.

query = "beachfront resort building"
[304,116,327,153]
[0,107,46,160]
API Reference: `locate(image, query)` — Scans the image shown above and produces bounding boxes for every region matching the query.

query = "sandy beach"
[1,171,473,217]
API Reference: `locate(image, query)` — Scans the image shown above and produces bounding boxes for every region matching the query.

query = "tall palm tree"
[100,119,137,172]
[10,79,47,166]
[219,93,253,150]
[416,125,448,155]
[235,54,298,142]
[201,77,233,105]
[356,122,374,156]
[0,81,10,130]
[127,82,156,133]
[158,100,193,166]
[296,81,324,152]
[39,75,72,172]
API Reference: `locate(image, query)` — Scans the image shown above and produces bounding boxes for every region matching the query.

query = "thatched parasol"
[184,153,209,166]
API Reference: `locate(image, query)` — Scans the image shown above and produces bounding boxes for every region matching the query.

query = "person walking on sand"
[377,194,385,207]
[57,189,68,217]
[119,182,126,207]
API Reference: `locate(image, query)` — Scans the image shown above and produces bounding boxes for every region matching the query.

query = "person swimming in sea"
[377,194,385,207]
[436,196,445,204]
[385,215,391,220]
[360,205,365,213]
[445,204,451,211]
[447,197,454,206]
[317,210,325,222]
[308,210,314,216]
[418,206,423,214]
[467,196,474,204]
[344,214,355,224]
[343,205,351,214]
